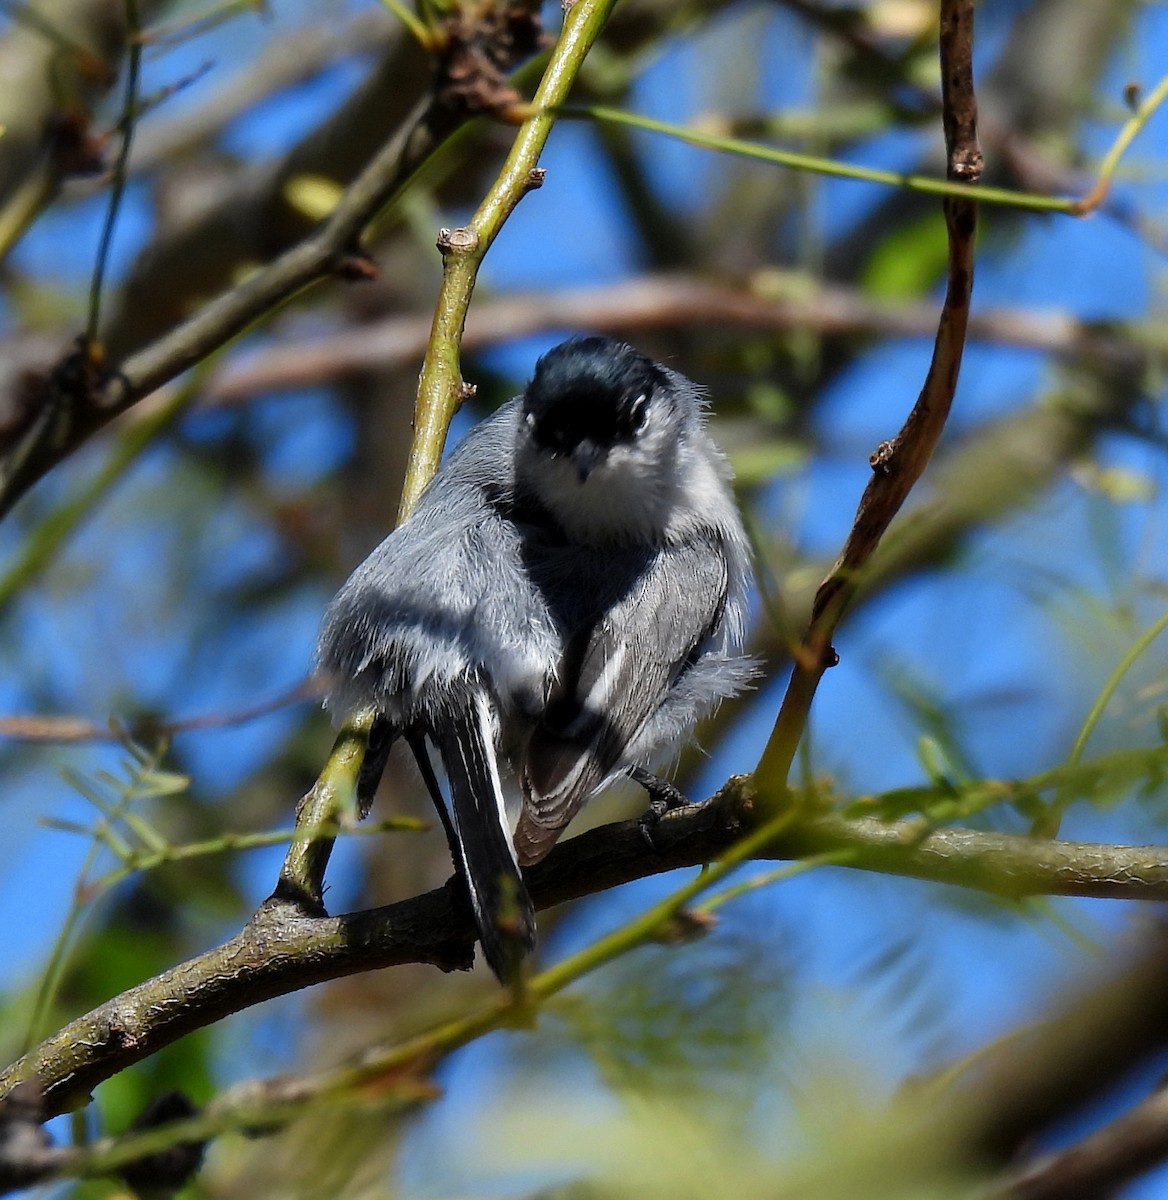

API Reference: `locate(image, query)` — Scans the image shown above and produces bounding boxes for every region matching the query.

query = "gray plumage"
[316,336,754,981]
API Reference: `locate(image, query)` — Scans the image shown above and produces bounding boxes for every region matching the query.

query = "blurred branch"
[0,681,311,742]
[61,816,428,899]
[0,3,550,519]
[124,10,396,173]
[206,274,1149,400]
[757,0,982,789]
[8,767,1168,1118]
[0,372,201,611]
[84,0,141,344]
[0,0,140,222]
[995,1083,1168,1199]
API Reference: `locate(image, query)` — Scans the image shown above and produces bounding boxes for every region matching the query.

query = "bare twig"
[756,0,982,790]
[85,0,142,345]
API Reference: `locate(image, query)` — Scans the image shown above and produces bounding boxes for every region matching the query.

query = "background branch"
[205,275,1151,402]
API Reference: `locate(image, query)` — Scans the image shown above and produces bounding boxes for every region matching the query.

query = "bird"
[316,335,755,982]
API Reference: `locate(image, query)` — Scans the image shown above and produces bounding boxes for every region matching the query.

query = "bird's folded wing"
[516,536,728,864]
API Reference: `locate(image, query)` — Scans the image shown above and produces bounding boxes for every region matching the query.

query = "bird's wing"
[515,536,728,865]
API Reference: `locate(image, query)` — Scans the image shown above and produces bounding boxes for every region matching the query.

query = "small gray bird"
[316,336,754,981]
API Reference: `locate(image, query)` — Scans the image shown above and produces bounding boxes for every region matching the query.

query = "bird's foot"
[630,766,690,850]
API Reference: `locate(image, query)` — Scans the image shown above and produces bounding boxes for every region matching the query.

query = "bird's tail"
[428,692,536,983]
[357,714,397,817]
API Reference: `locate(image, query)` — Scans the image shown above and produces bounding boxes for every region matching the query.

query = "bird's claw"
[630,766,689,851]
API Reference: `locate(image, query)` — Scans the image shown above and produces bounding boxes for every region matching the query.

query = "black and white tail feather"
[429,692,535,979]
[355,706,536,982]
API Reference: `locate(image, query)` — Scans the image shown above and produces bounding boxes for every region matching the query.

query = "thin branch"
[0,681,311,742]
[204,274,1149,401]
[0,374,201,611]
[563,104,1050,212]
[756,0,982,790]
[85,0,142,346]
[995,1085,1168,1200]
[7,771,1168,1118]
[1073,71,1168,215]
[399,0,619,518]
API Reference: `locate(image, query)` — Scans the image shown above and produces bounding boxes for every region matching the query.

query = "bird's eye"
[629,392,650,431]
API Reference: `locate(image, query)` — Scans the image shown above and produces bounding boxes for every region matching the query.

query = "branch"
[7,772,1168,1119]
[996,1085,1168,1199]
[0,88,457,518]
[0,2,552,518]
[204,275,1149,402]
[400,0,618,517]
[756,0,982,788]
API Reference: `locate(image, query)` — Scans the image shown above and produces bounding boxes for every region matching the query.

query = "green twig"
[22,775,138,1053]
[374,0,435,49]
[276,712,375,911]
[399,0,619,519]
[1067,607,1168,768]
[91,817,427,893]
[1074,71,1168,215]
[563,104,1071,213]
[1032,606,1168,837]
[694,851,854,913]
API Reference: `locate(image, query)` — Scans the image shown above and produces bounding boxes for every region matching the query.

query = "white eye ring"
[630,393,649,428]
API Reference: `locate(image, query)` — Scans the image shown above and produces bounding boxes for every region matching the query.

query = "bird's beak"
[570,439,603,482]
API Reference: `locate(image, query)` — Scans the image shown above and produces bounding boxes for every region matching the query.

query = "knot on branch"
[950,149,983,183]
[869,438,896,475]
[436,3,547,117]
[437,227,480,255]
[0,338,112,471]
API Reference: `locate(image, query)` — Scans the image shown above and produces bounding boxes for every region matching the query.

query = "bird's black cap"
[522,336,669,456]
